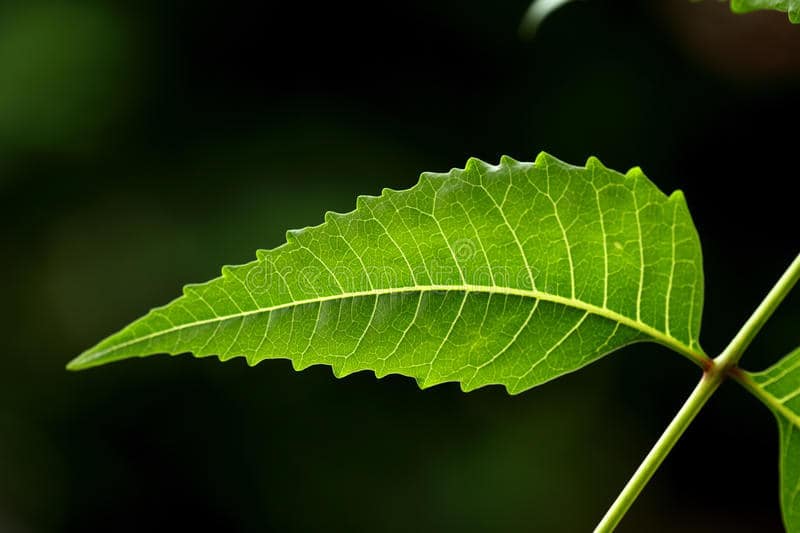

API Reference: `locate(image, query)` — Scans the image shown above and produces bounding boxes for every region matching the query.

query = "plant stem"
[595,251,800,533]
[715,252,800,371]
[593,371,723,533]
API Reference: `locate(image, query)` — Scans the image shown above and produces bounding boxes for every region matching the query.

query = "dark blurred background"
[1,0,798,531]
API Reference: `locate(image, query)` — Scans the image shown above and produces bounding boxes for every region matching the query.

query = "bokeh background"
[1,0,799,531]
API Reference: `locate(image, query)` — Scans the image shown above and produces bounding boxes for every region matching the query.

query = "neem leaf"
[68,153,706,394]
[730,0,800,23]
[746,347,800,532]
[519,0,576,37]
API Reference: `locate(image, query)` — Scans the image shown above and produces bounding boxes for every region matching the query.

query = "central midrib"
[78,283,706,366]
[744,376,800,431]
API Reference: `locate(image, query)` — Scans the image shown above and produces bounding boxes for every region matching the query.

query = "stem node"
[594,252,800,533]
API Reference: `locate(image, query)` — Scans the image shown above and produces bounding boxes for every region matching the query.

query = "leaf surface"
[730,0,800,22]
[68,153,706,394]
[747,347,800,532]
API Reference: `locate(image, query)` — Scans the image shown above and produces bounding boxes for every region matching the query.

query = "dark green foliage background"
[0,0,798,531]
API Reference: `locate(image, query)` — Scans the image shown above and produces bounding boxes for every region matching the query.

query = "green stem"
[593,371,723,533]
[595,252,800,533]
[715,252,800,371]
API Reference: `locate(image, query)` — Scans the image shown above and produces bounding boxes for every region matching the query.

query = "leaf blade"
[747,347,800,532]
[68,153,707,394]
[730,0,800,23]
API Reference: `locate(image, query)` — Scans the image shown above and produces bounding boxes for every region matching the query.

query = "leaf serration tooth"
[585,155,605,171]
[285,229,301,243]
[465,156,489,173]
[355,194,376,210]
[499,154,520,168]
[668,189,686,203]
[625,166,645,180]
[380,187,397,198]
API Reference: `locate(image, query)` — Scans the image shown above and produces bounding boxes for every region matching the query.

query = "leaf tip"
[66,351,94,371]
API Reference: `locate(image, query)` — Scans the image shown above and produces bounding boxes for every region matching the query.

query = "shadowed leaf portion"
[748,347,800,532]
[730,0,800,22]
[68,152,705,394]
[519,0,576,37]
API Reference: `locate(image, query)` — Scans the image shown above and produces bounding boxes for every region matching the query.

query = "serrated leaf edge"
[68,153,710,389]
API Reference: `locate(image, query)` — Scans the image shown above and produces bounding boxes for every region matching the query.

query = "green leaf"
[68,152,706,394]
[519,0,576,37]
[746,347,800,532]
[730,0,800,22]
